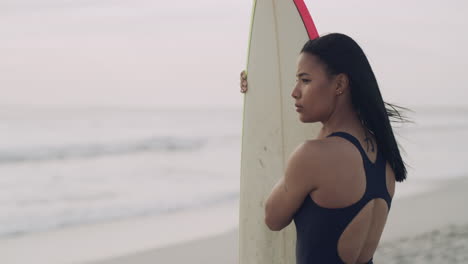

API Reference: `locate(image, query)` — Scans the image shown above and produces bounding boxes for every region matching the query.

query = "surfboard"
[239,0,320,263]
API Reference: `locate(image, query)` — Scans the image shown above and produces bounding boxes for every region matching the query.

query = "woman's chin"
[298,114,315,123]
[298,114,308,122]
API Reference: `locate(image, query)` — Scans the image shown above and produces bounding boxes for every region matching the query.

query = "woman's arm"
[264,141,322,231]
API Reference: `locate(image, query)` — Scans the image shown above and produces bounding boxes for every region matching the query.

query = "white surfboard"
[239,0,320,263]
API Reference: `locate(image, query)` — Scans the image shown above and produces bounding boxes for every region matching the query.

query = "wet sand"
[88,177,468,264]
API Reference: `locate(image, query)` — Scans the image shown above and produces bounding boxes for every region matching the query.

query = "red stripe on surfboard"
[293,0,319,39]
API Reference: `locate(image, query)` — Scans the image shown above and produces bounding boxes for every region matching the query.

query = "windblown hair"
[301,33,413,182]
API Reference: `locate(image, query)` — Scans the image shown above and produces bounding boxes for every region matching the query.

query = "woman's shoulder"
[286,139,349,188]
[302,136,347,154]
[291,138,342,166]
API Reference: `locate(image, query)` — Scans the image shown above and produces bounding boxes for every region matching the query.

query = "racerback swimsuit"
[293,131,392,264]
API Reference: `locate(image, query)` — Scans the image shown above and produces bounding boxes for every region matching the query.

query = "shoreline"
[1,176,467,264]
[88,176,468,264]
[0,199,239,264]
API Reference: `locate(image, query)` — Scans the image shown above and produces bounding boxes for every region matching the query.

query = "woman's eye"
[301,79,311,83]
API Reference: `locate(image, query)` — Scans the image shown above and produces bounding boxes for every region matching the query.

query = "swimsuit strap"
[326,131,381,166]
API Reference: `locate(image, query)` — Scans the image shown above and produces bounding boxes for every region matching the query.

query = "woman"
[240,33,411,264]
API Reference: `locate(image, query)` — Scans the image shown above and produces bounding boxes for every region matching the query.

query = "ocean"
[0,105,467,239]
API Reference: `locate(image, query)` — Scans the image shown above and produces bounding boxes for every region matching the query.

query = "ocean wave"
[0,136,207,164]
[0,191,239,239]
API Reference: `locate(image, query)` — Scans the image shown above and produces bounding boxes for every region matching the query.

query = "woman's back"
[293,130,396,264]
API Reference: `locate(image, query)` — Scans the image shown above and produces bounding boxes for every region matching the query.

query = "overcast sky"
[1,0,467,109]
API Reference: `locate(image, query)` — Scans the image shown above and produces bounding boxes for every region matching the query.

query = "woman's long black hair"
[301,33,412,182]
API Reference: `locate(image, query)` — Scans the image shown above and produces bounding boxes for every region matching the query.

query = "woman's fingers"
[240,70,247,79]
[240,70,248,93]
[240,83,247,93]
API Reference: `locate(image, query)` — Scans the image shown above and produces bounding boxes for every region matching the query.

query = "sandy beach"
[0,199,239,264]
[87,176,468,264]
[1,176,467,264]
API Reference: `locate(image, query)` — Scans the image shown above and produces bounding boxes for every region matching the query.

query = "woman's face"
[291,52,338,123]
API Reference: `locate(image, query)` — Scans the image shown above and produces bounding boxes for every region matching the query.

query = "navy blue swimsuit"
[293,131,392,264]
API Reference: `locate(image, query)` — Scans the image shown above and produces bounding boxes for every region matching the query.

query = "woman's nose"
[291,85,299,99]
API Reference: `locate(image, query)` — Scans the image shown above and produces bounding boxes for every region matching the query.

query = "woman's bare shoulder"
[291,139,339,167]
[302,137,344,154]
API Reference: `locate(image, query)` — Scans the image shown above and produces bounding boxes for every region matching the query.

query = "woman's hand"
[240,70,248,93]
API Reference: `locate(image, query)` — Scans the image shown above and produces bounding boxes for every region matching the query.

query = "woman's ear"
[335,73,349,94]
